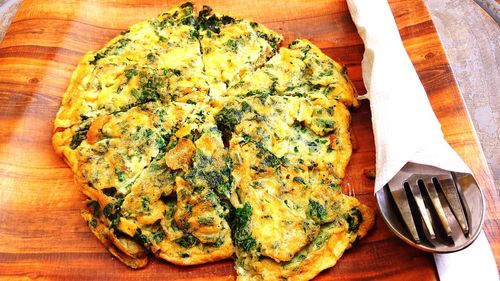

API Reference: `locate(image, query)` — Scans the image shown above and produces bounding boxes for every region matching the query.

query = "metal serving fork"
[376,162,485,252]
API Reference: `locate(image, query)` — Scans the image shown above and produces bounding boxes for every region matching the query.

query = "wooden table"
[0,0,498,280]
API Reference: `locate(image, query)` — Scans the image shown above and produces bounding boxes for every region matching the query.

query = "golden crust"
[53,2,373,279]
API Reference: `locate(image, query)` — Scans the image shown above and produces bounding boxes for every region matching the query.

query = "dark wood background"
[0,0,498,280]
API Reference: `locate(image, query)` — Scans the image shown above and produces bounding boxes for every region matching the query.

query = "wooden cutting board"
[0,0,498,280]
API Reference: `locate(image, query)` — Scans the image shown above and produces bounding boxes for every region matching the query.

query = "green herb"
[163,68,182,77]
[181,15,196,26]
[308,200,327,222]
[215,107,242,145]
[166,137,178,151]
[240,134,252,144]
[156,136,166,150]
[130,88,140,99]
[206,236,225,247]
[313,226,331,249]
[183,203,193,215]
[317,69,333,78]
[317,138,328,144]
[88,218,98,228]
[307,141,319,152]
[137,74,163,103]
[198,216,214,226]
[233,203,256,252]
[125,68,137,81]
[103,198,124,227]
[226,39,239,52]
[329,183,340,190]
[315,118,335,129]
[256,31,280,49]
[141,196,151,211]
[254,141,284,168]
[262,153,283,168]
[180,2,194,9]
[241,101,252,112]
[146,52,156,62]
[220,15,235,24]
[344,208,362,233]
[198,6,221,34]
[115,168,126,182]
[114,38,131,54]
[89,53,104,65]
[152,231,165,243]
[293,176,306,185]
[175,234,199,248]
[70,125,89,150]
[246,89,272,103]
[143,128,153,138]
[134,230,150,246]
[86,200,100,217]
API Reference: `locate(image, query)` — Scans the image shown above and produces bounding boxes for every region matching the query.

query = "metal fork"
[376,162,485,253]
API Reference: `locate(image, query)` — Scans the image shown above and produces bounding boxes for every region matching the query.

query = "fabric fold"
[346,0,470,193]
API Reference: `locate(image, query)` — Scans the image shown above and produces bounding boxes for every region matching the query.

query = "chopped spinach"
[146,52,156,62]
[152,231,166,243]
[198,216,214,226]
[255,141,285,168]
[86,200,100,217]
[88,218,98,228]
[215,107,242,145]
[180,2,194,9]
[70,124,90,149]
[115,168,126,182]
[226,39,239,52]
[125,68,138,81]
[293,176,306,185]
[344,208,362,233]
[329,183,340,190]
[240,134,252,144]
[163,68,182,77]
[181,15,196,26]
[89,53,105,65]
[308,200,328,223]
[175,234,199,248]
[134,229,150,246]
[315,118,335,129]
[221,15,235,24]
[114,38,131,54]
[232,203,256,252]
[103,198,124,227]
[141,196,151,212]
[241,101,252,112]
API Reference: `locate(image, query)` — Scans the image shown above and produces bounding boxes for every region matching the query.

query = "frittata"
[52,2,374,280]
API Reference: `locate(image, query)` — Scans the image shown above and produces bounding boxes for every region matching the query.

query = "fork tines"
[387,172,470,245]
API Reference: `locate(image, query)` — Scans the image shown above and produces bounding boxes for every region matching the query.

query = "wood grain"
[0,0,497,280]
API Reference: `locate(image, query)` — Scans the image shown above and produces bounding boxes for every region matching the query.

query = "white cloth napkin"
[346,0,499,280]
[346,0,470,194]
[434,231,498,280]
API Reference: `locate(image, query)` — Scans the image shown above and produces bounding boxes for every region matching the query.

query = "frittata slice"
[76,103,235,267]
[197,6,283,99]
[227,39,358,108]
[53,2,208,131]
[214,95,372,280]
